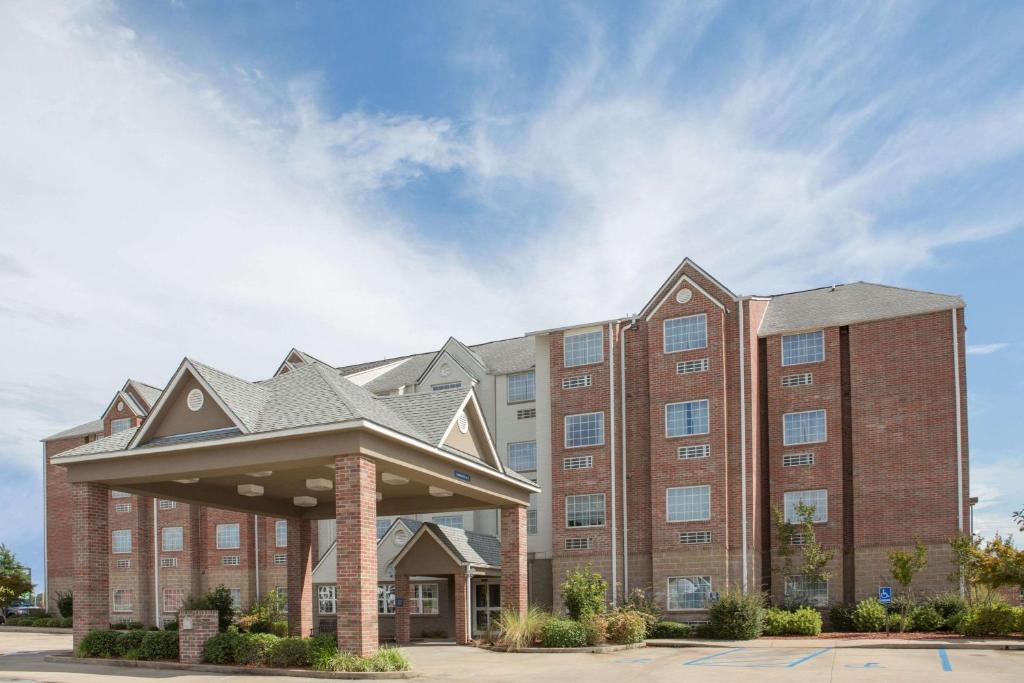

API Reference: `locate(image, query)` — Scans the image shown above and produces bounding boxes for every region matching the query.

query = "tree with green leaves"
[772,502,834,608]
[0,545,33,611]
[888,542,928,631]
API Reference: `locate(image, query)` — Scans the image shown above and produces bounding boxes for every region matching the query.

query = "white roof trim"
[644,273,728,322]
[126,359,251,450]
[100,382,147,420]
[343,357,409,386]
[524,318,623,337]
[416,338,487,386]
[388,525,470,571]
[437,390,505,474]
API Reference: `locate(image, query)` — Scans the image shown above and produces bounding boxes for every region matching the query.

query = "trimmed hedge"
[236,633,280,665]
[707,590,764,640]
[139,631,178,660]
[762,607,822,636]
[267,637,313,668]
[202,631,242,664]
[540,618,588,648]
[650,620,692,639]
[115,630,146,657]
[77,630,122,658]
[955,602,1018,637]
[851,599,887,632]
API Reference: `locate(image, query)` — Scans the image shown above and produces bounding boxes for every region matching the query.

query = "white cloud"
[967,343,1009,355]
[969,458,1024,540]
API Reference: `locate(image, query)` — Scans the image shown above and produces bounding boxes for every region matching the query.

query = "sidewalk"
[647,637,1024,650]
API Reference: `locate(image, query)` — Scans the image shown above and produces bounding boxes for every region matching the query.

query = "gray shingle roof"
[758,282,964,337]
[189,359,270,431]
[378,389,467,446]
[56,426,138,456]
[129,381,163,410]
[396,518,501,567]
[43,418,104,442]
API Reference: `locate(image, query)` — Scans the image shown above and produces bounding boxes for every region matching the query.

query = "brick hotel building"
[43,258,970,630]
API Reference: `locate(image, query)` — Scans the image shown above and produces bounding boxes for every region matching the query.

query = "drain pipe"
[619,319,634,593]
[465,566,473,642]
[608,322,618,604]
[951,308,965,598]
[153,498,161,628]
[739,300,749,593]
[254,515,260,602]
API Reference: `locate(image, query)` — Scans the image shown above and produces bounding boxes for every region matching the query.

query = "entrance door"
[472,581,501,635]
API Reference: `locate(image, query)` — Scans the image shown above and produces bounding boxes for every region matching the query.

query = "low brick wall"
[178,609,218,664]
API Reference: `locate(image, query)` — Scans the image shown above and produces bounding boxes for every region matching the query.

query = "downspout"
[739,299,749,593]
[608,322,617,605]
[465,565,473,642]
[153,498,161,628]
[42,444,48,612]
[254,515,260,602]
[951,307,965,597]
[619,319,633,593]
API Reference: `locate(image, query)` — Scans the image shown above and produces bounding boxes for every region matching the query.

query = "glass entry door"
[472,581,501,635]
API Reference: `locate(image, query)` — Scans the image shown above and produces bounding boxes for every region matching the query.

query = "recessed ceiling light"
[238,484,264,497]
[428,486,453,497]
[381,472,410,486]
[293,496,317,508]
[173,478,199,484]
[247,471,273,478]
[306,478,333,492]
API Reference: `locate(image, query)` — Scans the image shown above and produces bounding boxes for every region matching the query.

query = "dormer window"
[111,418,132,434]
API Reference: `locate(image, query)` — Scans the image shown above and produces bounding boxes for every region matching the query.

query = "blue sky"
[1,0,1022,594]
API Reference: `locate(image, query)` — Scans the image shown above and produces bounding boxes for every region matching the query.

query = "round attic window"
[675,288,693,304]
[439,362,451,377]
[186,388,204,412]
[394,529,410,546]
[117,401,124,412]
[457,413,469,434]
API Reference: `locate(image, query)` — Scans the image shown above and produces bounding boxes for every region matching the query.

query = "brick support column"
[335,454,378,656]
[177,610,218,664]
[453,572,470,644]
[500,506,528,615]
[286,517,313,637]
[72,482,109,649]
[394,574,411,644]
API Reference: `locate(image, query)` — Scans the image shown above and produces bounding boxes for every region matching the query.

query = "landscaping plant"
[202,631,243,664]
[561,565,607,620]
[955,600,1018,637]
[77,630,122,658]
[581,612,608,645]
[55,590,73,619]
[236,633,280,665]
[495,606,550,650]
[185,585,236,632]
[605,609,647,644]
[266,636,313,668]
[707,590,764,640]
[772,503,834,609]
[851,598,888,632]
[619,586,661,637]
[650,620,692,639]
[540,617,588,648]
[138,631,178,660]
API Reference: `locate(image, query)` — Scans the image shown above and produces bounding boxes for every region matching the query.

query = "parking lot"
[0,632,1022,682]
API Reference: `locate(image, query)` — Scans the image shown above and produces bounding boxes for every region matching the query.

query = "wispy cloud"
[967,343,1009,355]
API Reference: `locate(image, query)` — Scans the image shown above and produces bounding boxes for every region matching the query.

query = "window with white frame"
[229,588,242,610]
[564,330,603,367]
[161,526,183,552]
[667,576,711,610]
[112,529,132,554]
[527,509,538,535]
[782,331,824,366]
[275,520,287,548]
[431,381,462,392]
[377,584,395,614]
[783,410,827,445]
[664,314,707,353]
[111,490,131,498]
[566,493,605,528]
[318,585,336,614]
[216,523,240,549]
[666,485,711,522]
[112,589,133,612]
[666,399,709,437]
[111,418,133,434]
[784,489,828,523]
[785,575,829,607]
[507,371,536,403]
[565,411,604,448]
[563,455,593,470]
[412,584,439,614]
[163,588,184,613]
[158,499,176,510]
[507,441,537,471]
[432,515,464,529]
[376,519,391,540]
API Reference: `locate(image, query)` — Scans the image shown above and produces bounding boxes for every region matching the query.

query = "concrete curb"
[0,626,73,634]
[481,642,645,654]
[646,638,1024,651]
[43,655,418,679]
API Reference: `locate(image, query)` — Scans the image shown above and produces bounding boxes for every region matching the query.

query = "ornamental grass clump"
[495,606,550,650]
[312,645,410,672]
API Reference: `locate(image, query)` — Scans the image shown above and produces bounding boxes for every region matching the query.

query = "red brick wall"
[72,481,109,647]
[178,609,218,664]
[500,506,528,613]
[45,434,94,606]
[334,454,378,656]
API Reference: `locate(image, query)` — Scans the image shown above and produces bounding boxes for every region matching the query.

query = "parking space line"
[938,648,952,672]
[682,647,745,666]
[786,647,832,668]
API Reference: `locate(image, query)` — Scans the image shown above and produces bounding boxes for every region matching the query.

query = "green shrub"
[59,617,73,628]
[851,598,887,632]
[887,595,916,615]
[927,593,967,630]
[1015,607,1024,634]
[312,645,410,673]
[4,617,24,626]
[138,631,178,661]
[707,590,764,640]
[887,612,912,632]
[236,633,280,665]
[267,637,312,668]
[605,609,647,644]
[185,586,236,632]
[368,645,410,672]
[540,618,588,648]
[163,620,178,631]
[621,587,661,637]
[762,608,789,636]
[956,602,1017,637]
[561,565,607,621]
[115,630,146,656]
[762,607,822,636]
[650,620,692,639]
[308,632,338,655]
[202,631,242,664]
[77,630,122,658]
[55,591,73,618]
[496,606,550,650]
[910,606,945,632]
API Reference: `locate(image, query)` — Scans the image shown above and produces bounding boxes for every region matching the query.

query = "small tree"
[185,585,236,631]
[561,565,607,620]
[888,542,927,631]
[0,545,33,611]
[949,533,986,604]
[772,502,834,607]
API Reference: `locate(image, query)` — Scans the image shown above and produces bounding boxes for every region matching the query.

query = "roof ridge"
[187,358,268,391]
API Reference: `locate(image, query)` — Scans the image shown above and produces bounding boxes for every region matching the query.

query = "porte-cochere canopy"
[55,356,538,516]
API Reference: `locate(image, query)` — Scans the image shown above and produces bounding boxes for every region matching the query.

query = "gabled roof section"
[43,418,104,442]
[377,388,470,446]
[128,381,163,411]
[58,426,138,456]
[389,520,502,570]
[274,348,331,377]
[640,257,737,321]
[101,378,161,421]
[415,337,488,387]
[758,282,964,337]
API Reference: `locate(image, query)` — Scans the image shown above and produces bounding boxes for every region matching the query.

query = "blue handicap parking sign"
[878,587,892,604]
